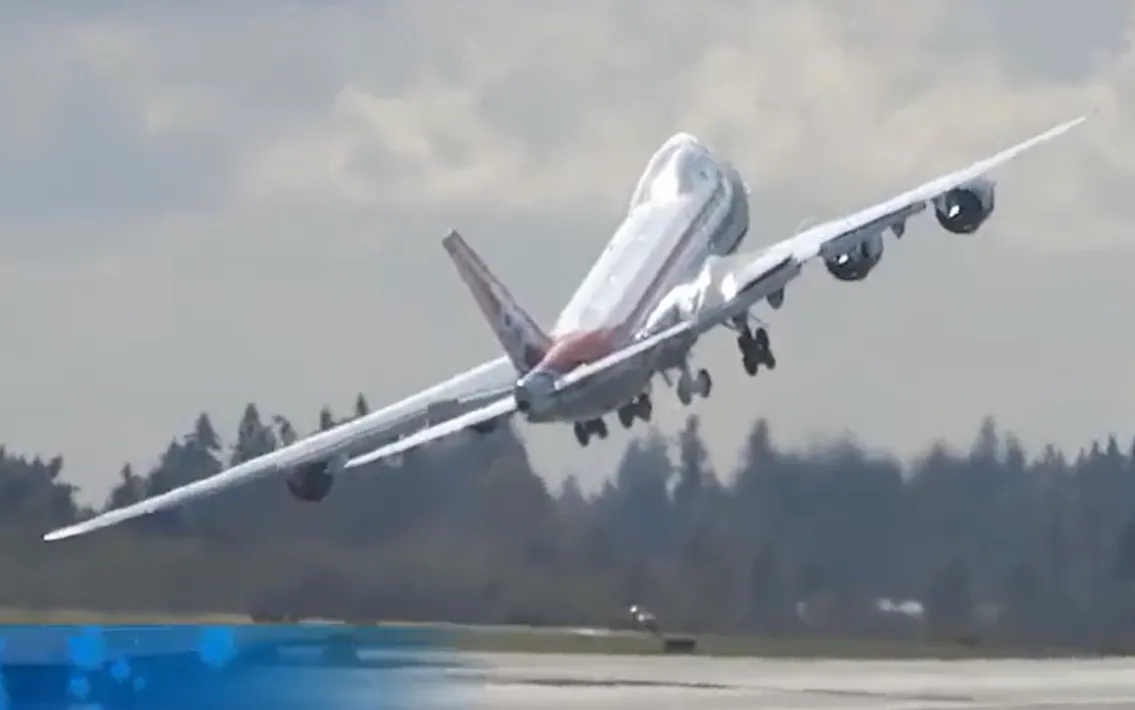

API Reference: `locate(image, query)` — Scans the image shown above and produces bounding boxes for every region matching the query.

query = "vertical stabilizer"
[442,230,552,374]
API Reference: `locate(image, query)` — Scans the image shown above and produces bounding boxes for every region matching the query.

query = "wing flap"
[344,396,517,470]
[725,250,800,300]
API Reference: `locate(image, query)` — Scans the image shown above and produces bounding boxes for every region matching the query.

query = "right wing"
[43,356,518,541]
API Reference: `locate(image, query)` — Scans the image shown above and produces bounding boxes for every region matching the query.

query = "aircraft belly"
[535,365,650,422]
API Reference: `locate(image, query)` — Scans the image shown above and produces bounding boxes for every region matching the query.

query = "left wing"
[42,356,519,541]
[342,321,695,470]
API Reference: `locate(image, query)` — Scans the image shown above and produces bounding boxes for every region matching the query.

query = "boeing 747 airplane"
[44,116,1085,541]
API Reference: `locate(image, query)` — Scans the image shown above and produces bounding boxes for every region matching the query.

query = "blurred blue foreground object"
[0,623,448,709]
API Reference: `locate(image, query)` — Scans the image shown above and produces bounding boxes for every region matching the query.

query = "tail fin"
[442,230,552,374]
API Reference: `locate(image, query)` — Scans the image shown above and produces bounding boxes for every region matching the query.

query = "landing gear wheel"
[637,395,653,422]
[618,407,635,429]
[676,377,693,406]
[737,332,755,357]
[591,419,609,439]
[742,353,759,376]
[695,369,712,398]
[738,327,773,376]
[573,422,590,447]
[754,327,770,350]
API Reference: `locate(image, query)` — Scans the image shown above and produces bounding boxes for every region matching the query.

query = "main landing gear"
[617,394,654,429]
[573,418,609,447]
[575,394,655,447]
[736,321,776,376]
[676,367,712,406]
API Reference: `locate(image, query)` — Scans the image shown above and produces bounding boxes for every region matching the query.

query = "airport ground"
[445,653,1135,710]
[0,607,1100,659]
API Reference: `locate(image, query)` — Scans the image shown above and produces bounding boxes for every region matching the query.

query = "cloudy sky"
[1,1,1132,503]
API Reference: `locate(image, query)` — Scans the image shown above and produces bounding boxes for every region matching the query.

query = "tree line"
[6,396,1135,649]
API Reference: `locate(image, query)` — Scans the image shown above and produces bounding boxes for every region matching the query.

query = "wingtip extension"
[1067,114,1090,129]
[1041,115,1088,141]
[43,522,92,541]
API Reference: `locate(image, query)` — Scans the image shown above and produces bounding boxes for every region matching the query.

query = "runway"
[430,653,1135,710]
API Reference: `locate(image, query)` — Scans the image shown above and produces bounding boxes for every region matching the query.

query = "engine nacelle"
[285,460,337,503]
[934,177,996,234]
[824,232,884,282]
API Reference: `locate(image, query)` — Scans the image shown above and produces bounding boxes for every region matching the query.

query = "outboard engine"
[286,461,336,502]
[285,453,348,502]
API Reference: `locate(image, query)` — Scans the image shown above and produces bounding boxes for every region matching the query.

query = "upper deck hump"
[554,136,732,336]
[629,133,708,210]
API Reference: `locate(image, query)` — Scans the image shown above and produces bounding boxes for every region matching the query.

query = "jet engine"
[824,232,884,282]
[934,177,996,234]
[285,460,337,503]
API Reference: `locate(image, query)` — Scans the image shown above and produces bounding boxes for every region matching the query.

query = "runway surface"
[424,653,1135,710]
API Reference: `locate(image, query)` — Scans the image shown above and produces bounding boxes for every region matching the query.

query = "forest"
[6,395,1135,649]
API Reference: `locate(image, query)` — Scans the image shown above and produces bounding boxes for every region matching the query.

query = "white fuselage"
[518,133,751,422]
